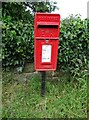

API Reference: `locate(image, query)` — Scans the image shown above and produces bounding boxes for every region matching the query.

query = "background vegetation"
[2,2,89,76]
[59,15,89,76]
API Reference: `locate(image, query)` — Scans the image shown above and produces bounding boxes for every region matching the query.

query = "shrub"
[2,16,34,68]
[58,15,89,75]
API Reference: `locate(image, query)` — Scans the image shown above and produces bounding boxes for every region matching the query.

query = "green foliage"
[2,2,34,67]
[2,2,31,22]
[58,15,89,75]
[24,1,58,13]
[2,16,34,67]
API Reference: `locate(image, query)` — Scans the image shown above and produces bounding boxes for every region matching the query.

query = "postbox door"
[35,39,59,71]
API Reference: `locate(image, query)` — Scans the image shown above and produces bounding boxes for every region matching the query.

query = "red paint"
[34,13,60,71]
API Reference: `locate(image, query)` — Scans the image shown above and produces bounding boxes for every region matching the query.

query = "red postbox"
[34,13,60,71]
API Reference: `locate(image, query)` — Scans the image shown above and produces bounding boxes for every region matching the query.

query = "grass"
[2,71,88,118]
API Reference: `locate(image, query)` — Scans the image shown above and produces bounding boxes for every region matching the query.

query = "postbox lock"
[46,39,49,43]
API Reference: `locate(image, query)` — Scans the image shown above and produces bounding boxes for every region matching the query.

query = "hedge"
[59,15,89,75]
[2,16,34,67]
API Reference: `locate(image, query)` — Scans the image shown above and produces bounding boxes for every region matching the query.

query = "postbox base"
[35,68,56,71]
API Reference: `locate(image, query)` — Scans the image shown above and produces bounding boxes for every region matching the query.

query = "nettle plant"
[58,15,89,76]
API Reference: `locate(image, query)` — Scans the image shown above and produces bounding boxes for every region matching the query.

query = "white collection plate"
[42,45,51,63]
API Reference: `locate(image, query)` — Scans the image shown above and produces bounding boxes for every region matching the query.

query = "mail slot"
[34,13,60,71]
